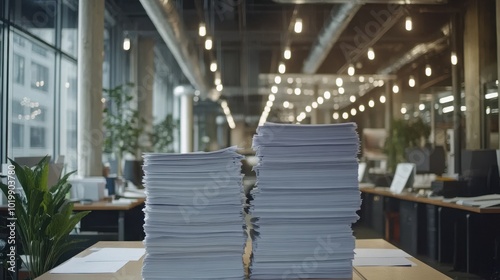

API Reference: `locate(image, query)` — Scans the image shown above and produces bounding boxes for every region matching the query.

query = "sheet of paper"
[82,248,145,261]
[354,248,411,258]
[390,163,415,194]
[50,258,127,274]
[353,257,415,267]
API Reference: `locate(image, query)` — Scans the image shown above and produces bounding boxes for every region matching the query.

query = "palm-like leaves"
[0,157,90,279]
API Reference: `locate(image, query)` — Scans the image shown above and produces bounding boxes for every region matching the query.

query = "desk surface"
[73,198,145,211]
[360,186,500,214]
[36,239,450,280]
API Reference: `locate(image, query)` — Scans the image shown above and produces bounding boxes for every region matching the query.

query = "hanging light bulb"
[380,95,386,103]
[368,100,375,107]
[425,64,432,77]
[216,84,223,91]
[359,104,365,112]
[210,61,217,72]
[408,76,415,88]
[294,18,303,33]
[284,47,291,60]
[338,87,345,95]
[351,108,357,116]
[283,101,290,108]
[333,112,339,120]
[342,112,349,119]
[405,16,412,31]
[199,23,206,37]
[123,36,131,51]
[294,88,301,95]
[324,91,331,99]
[451,52,458,65]
[348,64,355,76]
[205,37,213,50]
[278,62,286,74]
[317,96,324,104]
[392,84,400,93]
[312,102,318,109]
[336,77,343,87]
[350,95,356,103]
[367,48,375,60]
[271,86,278,94]
[274,76,281,84]
[306,106,311,112]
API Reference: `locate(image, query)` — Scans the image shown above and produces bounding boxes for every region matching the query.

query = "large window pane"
[9,31,55,158]
[13,53,25,84]
[11,0,57,45]
[60,58,77,172]
[61,0,78,57]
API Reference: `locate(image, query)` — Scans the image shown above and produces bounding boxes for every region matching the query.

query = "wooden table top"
[36,239,450,280]
[73,198,145,211]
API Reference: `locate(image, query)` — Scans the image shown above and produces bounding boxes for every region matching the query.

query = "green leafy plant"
[151,115,177,153]
[103,83,147,174]
[0,157,90,279]
[384,118,431,172]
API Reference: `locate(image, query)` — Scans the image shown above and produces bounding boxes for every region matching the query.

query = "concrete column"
[323,109,331,124]
[231,120,246,147]
[174,85,194,153]
[497,0,500,148]
[77,0,104,177]
[385,82,393,135]
[137,37,155,156]
[464,0,497,149]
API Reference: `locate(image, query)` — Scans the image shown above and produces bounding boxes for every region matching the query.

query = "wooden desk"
[360,187,500,214]
[360,187,500,274]
[36,239,450,280]
[74,198,145,241]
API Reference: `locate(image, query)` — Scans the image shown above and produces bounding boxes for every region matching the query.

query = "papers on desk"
[50,248,145,274]
[353,248,415,267]
[250,122,361,280]
[141,147,246,280]
[441,194,500,208]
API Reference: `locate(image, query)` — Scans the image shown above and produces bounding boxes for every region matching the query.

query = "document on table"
[50,258,128,274]
[50,248,145,274]
[82,248,145,261]
[455,194,500,208]
[353,248,415,267]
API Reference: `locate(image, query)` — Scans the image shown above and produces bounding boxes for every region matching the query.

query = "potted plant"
[151,114,177,153]
[384,118,431,172]
[0,157,90,279]
[102,83,147,178]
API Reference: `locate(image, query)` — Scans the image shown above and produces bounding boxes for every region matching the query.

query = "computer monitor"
[461,149,500,196]
[405,146,445,175]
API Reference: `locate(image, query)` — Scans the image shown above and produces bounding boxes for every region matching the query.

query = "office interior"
[0,0,500,279]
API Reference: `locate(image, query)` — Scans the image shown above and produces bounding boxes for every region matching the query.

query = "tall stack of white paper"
[250,122,361,279]
[141,147,246,280]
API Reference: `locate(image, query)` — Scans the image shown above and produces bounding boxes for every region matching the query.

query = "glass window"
[31,61,49,91]
[60,58,78,172]
[61,0,78,57]
[9,31,55,158]
[30,126,46,148]
[13,53,25,84]
[11,0,57,45]
[12,124,24,148]
[103,27,111,89]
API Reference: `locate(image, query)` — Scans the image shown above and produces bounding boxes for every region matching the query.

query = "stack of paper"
[250,122,361,279]
[141,147,246,280]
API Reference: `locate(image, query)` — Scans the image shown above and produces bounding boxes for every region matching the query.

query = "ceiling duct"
[302,3,362,74]
[139,0,211,97]
[275,0,447,4]
[378,26,449,75]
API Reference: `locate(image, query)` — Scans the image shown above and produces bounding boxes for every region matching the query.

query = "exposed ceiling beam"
[302,3,362,74]
[139,0,212,98]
